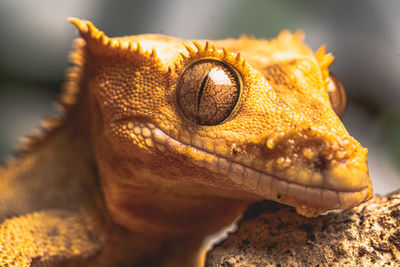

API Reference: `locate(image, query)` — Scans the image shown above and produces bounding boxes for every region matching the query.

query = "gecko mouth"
[121,120,371,215]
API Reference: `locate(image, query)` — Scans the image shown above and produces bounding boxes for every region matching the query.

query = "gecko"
[0,18,372,266]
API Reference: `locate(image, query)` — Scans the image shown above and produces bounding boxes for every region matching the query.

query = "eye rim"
[175,57,244,126]
[327,73,347,117]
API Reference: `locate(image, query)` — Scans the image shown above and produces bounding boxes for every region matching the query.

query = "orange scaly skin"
[0,18,372,266]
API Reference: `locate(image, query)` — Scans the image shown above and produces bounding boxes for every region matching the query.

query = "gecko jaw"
[118,120,371,216]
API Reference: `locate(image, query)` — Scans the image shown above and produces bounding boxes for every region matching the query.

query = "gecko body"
[0,18,372,266]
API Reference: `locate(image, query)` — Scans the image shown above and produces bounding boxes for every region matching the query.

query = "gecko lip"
[121,120,371,212]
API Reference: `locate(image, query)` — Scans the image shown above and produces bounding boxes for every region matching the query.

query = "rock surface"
[206,191,400,266]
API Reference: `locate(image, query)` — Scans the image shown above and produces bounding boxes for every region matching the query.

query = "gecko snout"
[313,156,328,173]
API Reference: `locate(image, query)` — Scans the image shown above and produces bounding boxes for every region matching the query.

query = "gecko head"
[70,18,372,229]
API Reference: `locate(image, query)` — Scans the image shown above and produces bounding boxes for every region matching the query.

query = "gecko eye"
[176,59,242,125]
[327,73,347,117]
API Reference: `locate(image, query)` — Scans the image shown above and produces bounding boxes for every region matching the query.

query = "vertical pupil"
[197,67,233,112]
[176,60,241,125]
[197,69,212,111]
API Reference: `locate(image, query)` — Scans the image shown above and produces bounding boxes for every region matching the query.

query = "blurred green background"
[0,0,399,194]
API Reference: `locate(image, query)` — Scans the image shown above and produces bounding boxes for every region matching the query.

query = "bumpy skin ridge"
[0,211,99,266]
[0,18,372,266]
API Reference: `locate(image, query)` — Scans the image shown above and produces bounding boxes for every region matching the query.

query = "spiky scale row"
[204,41,210,52]
[277,30,305,43]
[192,41,202,53]
[314,45,334,81]
[150,49,158,58]
[68,17,161,63]
[17,18,254,157]
[15,25,88,156]
[180,40,247,71]
[17,129,44,154]
[136,42,144,54]
[69,17,109,46]
[40,117,61,131]
[315,45,334,68]
[17,39,87,155]
[16,113,66,155]
[182,43,196,56]
[222,47,229,58]
[60,38,87,111]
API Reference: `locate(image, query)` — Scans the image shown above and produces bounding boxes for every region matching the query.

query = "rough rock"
[206,191,400,266]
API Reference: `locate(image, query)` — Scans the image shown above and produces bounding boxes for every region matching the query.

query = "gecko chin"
[117,120,372,217]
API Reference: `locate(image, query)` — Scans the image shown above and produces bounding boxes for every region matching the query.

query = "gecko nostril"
[313,156,327,173]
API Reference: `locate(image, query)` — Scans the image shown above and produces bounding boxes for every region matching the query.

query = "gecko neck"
[85,87,250,266]
[93,164,250,266]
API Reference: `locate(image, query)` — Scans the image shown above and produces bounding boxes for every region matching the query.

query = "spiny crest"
[179,40,248,70]
[60,38,87,110]
[68,17,160,62]
[275,30,333,81]
[315,45,334,68]
[17,129,44,153]
[277,30,305,44]
[68,17,110,48]
[15,37,87,155]
[315,45,334,80]
[14,18,162,157]
[16,114,64,156]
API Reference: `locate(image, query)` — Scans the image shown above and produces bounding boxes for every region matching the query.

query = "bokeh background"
[0,0,399,194]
